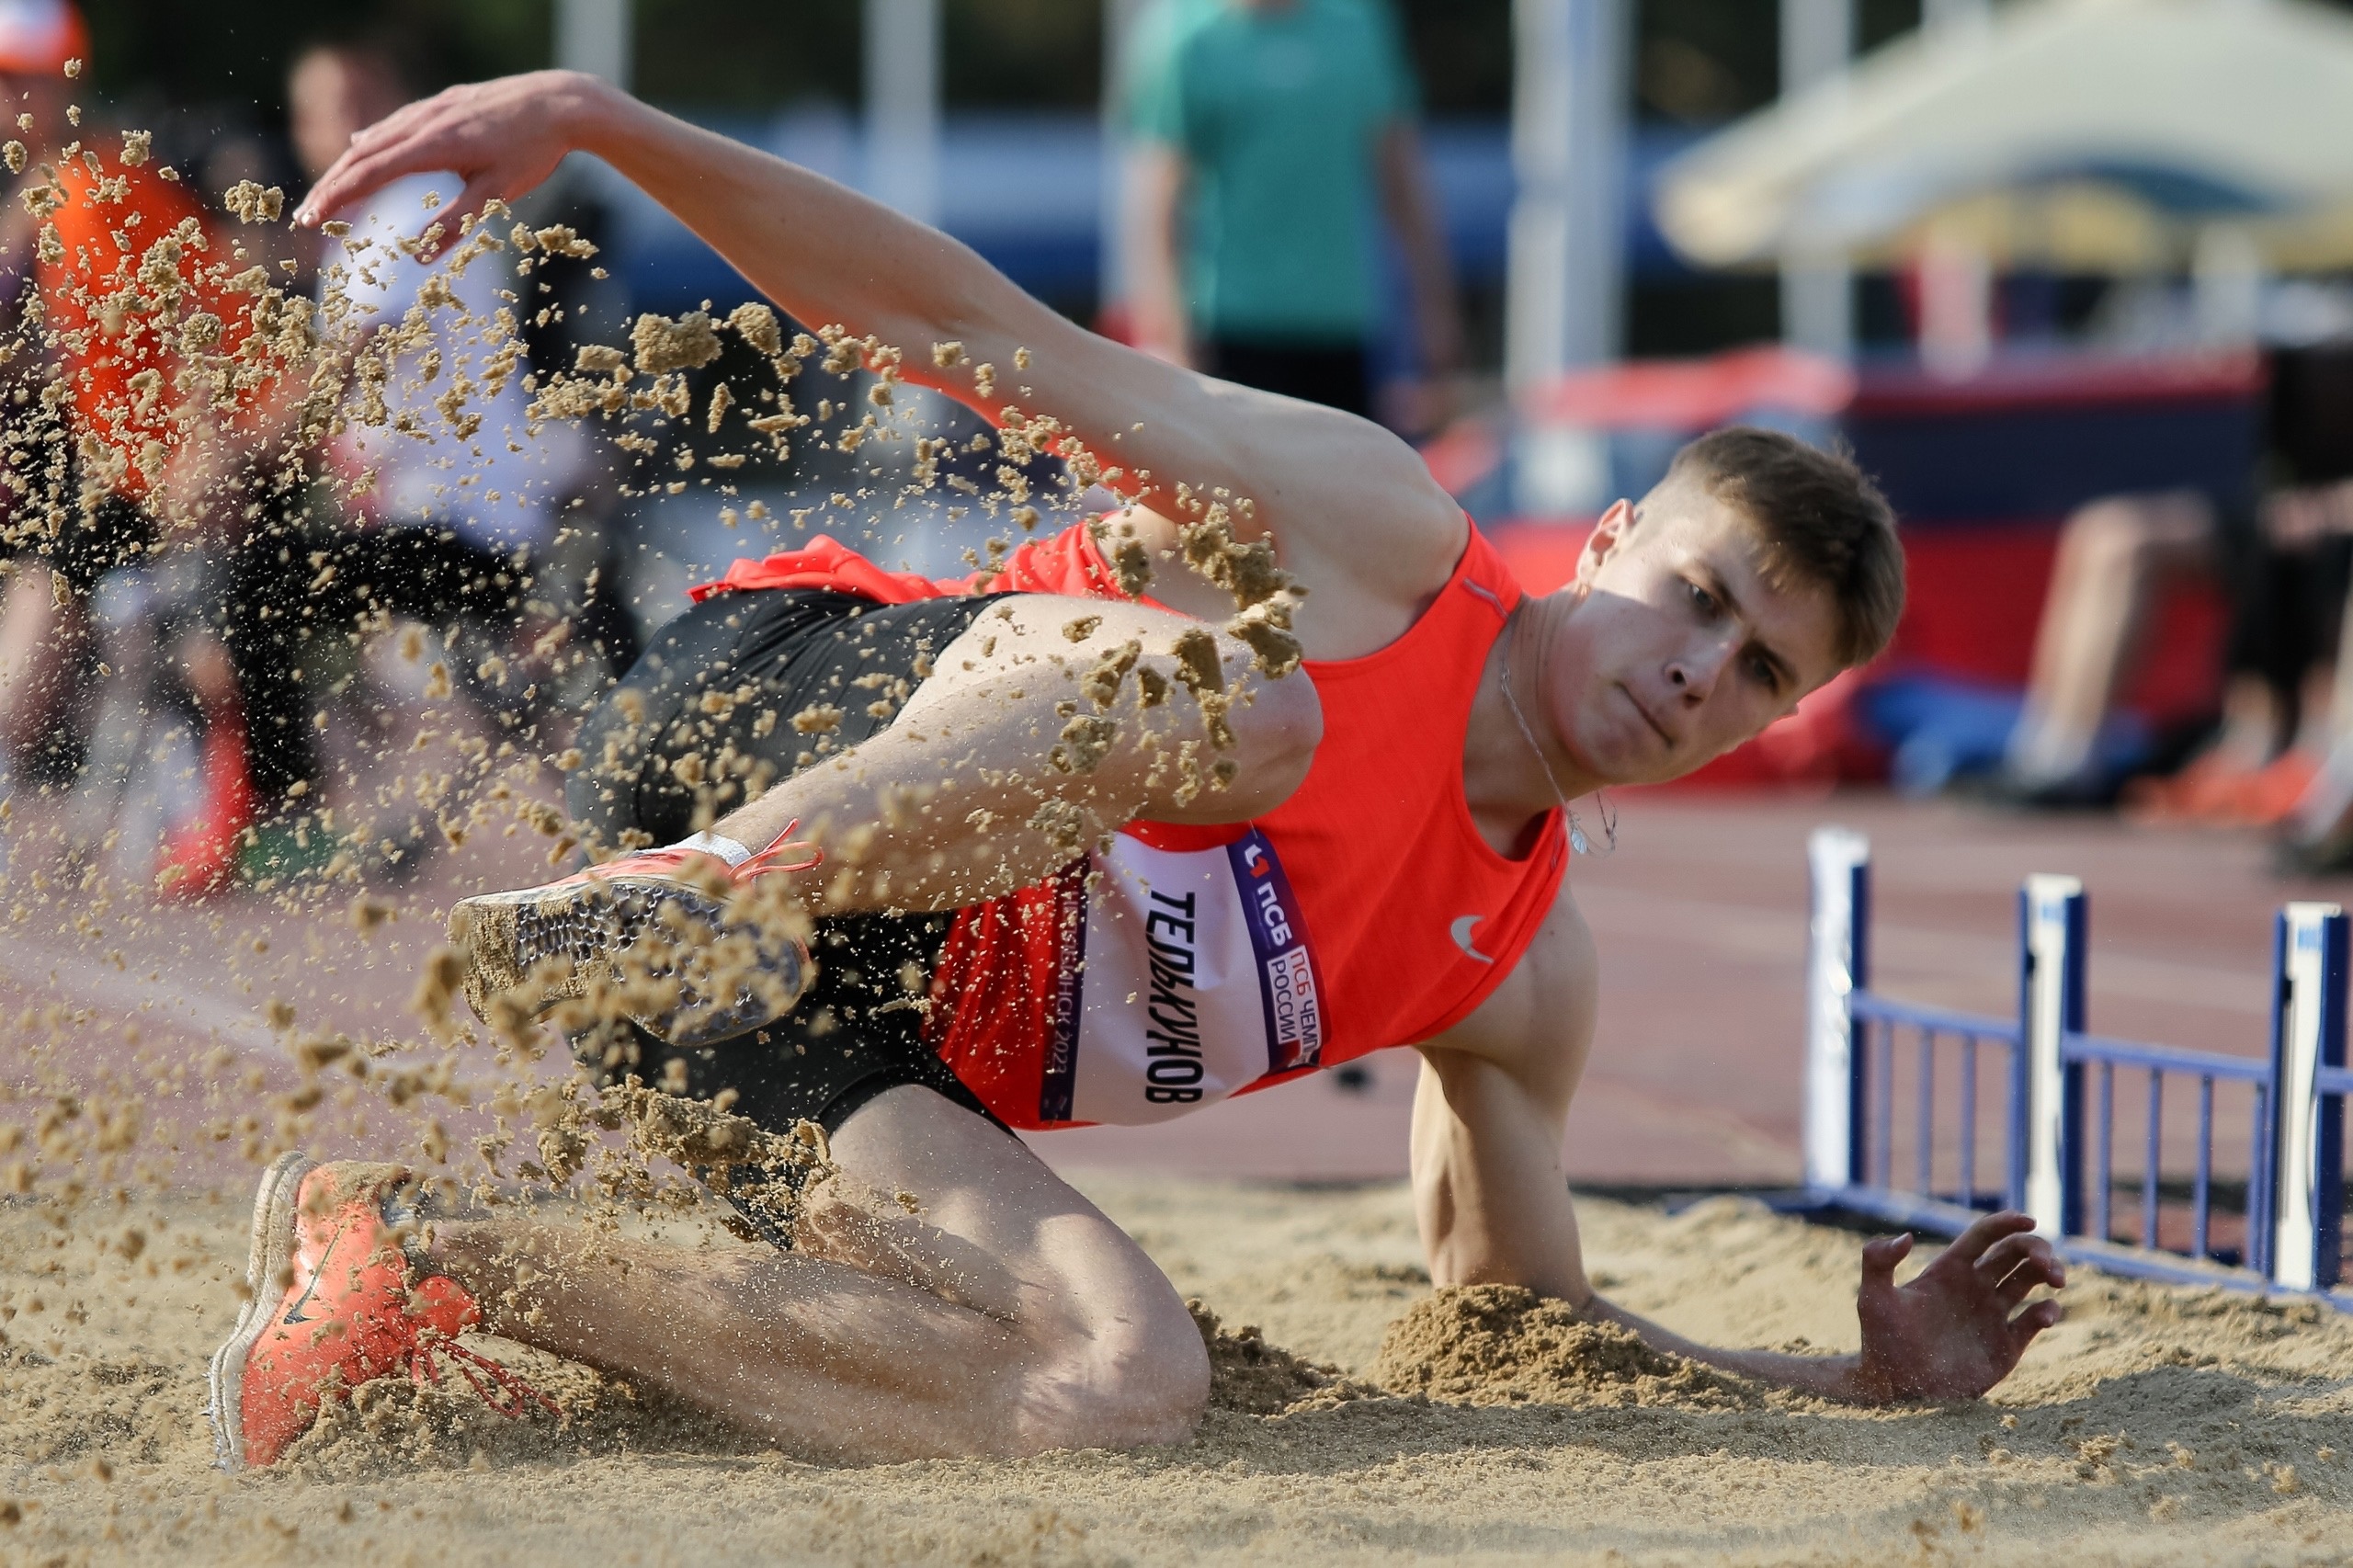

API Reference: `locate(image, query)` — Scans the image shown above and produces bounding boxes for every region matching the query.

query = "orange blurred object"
[155,707,256,899]
[0,0,86,77]
[2122,749,2318,828]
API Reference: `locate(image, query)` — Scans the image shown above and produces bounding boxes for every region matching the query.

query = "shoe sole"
[448,874,810,1050]
[206,1150,315,1472]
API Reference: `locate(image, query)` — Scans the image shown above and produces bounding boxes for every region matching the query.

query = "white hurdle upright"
[1802,826,1870,1195]
[2020,875,2086,1240]
[2273,903,2348,1295]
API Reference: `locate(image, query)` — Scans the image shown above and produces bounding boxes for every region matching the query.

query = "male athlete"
[206,69,2065,1469]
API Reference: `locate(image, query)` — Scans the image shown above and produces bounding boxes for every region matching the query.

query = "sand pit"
[0,1176,2346,1564]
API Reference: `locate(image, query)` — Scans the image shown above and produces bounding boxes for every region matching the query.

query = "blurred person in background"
[1995,342,2353,818]
[0,0,94,792]
[0,0,276,892]
[199,36,615,879]
[2258,472,2353,870]
[1123,0,1461,433]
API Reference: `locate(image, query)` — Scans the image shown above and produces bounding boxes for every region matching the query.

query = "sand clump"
[1189,1299,1372,1415]
[1374,1283,1756,1410]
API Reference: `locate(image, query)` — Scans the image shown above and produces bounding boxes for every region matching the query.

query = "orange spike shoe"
[207,1153,554,1471]
[446,824,823,1049]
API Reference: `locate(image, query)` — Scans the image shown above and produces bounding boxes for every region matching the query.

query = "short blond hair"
[1665,426,1904,667]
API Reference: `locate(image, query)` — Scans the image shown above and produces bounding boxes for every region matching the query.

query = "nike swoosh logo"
[281,1218,347,1325]
[1450,915,1495,964]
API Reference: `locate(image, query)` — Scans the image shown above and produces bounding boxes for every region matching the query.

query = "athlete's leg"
[452,588,1316,1044]
[2006,491,2212,788]
[420,1084,1208,1460]
[689,593,1322,914]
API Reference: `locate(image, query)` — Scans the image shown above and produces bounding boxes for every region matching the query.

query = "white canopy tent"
[1657,0,2353,273]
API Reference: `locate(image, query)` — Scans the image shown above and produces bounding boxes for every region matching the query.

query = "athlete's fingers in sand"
[1986,1254,2058,1308]
[1940,1210,2039,1268]
[1976,1233,2070,1290]
[1973,1232,2064,1302]
[1858,1231,1913,1289]
[2007,1297,2064,1348]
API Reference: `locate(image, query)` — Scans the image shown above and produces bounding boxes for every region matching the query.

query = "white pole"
[1911,0,1997,370]
[2272,903,2346,1292]
[1098,0,1149,324]
[1778,0,1852,358]
[865,0,942,226]
[554,0,631,88]
[1505,0,1627,392]
[1804,827,1870,1192]
[1091,0,1148,322]
[2022,874,2086,1236]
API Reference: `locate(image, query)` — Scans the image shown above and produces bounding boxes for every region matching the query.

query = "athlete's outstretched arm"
[296,71,1462,587]
[1413,891,2067,1403]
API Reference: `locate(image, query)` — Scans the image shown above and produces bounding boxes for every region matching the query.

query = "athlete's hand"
[295,70,615,244]
[1847,1211,2064,1402]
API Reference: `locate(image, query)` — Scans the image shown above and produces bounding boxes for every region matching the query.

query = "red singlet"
[692,521,1569,1130]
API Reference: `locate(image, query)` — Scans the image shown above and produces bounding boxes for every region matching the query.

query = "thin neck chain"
[1499,607,1602,856]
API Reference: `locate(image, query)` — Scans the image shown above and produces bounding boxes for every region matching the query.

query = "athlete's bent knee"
[1061,1336,1211,1450]
[1022,1291,1210,1451]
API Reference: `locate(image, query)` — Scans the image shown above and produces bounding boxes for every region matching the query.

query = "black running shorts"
[567,587,1011,1138]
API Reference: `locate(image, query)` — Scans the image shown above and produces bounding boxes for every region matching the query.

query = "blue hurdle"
[1802,827,2349,1306]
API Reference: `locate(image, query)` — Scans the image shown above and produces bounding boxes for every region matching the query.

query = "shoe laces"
[733,818,824,881]
[408,1332,563,1421]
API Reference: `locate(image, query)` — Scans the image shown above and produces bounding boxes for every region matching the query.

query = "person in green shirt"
[1125,0,1461,428]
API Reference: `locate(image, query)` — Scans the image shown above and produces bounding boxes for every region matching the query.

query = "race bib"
[1040,828,1326,1125]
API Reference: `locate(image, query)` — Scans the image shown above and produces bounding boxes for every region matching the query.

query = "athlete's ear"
[1572,498,1637,590]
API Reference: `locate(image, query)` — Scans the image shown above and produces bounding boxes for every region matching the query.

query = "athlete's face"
[1543,484,1844,787]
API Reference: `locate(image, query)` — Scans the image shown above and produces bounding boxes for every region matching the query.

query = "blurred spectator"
[0,0,98,788]
[206,37,611,874]
[1996,343,2353,817]
[1123,0,1461,430]
[0,0,273,896]
[2265,479,2353,869]
[290,41,570,557]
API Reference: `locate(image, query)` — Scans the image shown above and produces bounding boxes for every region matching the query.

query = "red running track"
[0,789,2329,1190]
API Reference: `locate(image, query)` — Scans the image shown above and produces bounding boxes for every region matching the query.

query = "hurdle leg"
[2022,875,2087,1238]
[1804,827,1870,1196]
[2271,903,2347,1293]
